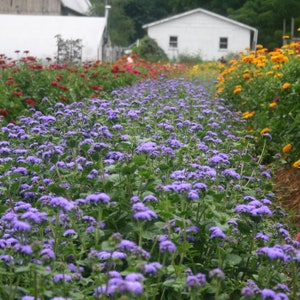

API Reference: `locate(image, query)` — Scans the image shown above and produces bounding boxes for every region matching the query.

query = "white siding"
[147,11,252,61]
[0,15,105,61]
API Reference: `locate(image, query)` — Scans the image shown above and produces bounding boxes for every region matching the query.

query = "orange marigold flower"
[292,159,300,168]
[260,128,270,135]
[234,85,242,94]
[242,111,255,119]
[282,82,290,90]
[269,102,277,108]
[282,143,292,153]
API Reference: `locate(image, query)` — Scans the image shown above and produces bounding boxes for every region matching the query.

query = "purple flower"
[125,273,144,282]
[40,248,56,260]
[255,232,270,241]
[274,283,290,292]
[260,288,276,299]
[188,190,199,200]
[209,268,225,279]
[143,195,157,202]
[49,196,75,211]
[136,141,159,156]
[12,167,28,175]
[222,168,241,180]
[22,297,40,300]
[186,273,206,287]
[94,273,144,296]
[130,196,140,203]
[141,262,162,274]
[209,153,230,164]
[53,274,72,282]
[193,182,207,190]
[117,240,137,251]
[256,246,289,262]
[63,229,77,237]
[20,245,33,255]
[13,220,31,231]
[134,210,157,221]
[85,192,110,204]
[209,226,226,239]
[159,240,176,253]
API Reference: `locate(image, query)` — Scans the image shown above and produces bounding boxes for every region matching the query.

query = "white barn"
[0,1,112,62]
[143,8,258,61]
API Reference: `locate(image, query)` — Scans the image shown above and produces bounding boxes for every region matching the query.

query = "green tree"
[90,0,136,46]
[228,0,300,49]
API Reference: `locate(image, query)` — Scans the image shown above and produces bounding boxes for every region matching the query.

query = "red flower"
[60,96,67,102]
[90,85,103,91]
[51,81,59,87]
[13,91,23,97]
[0,108,8,117]
[58,84,69,91]
[25,99,36,106]
[297,233,300,242]
[5,79,15,86]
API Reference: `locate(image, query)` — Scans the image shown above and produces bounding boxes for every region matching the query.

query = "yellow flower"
[282,35,290,39]
[282,143,292,153]
[282,82,290,90]
[266,71,273,76]
[297,28,300,31]
[256,44,264,49]
[269,102,277,108]
[242,111,255,119]
[292,159,300,168]
[260,128,270,135]
[234,85,242,94]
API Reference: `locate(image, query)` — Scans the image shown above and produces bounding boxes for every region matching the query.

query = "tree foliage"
[90,0,300,50]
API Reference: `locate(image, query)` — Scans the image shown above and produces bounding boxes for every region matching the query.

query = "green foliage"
[176,53,203,64]
[132,36,169,62]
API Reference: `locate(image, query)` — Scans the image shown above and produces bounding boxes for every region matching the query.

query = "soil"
[273,167,300,231]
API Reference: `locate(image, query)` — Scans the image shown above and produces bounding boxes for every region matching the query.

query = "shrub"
[132,36,169,62]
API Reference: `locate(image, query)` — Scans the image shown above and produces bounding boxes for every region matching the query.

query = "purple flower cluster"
[94,272,144,296]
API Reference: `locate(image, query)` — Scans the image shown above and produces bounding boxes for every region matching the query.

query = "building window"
[219,37,228,49]
[169,36,178,48]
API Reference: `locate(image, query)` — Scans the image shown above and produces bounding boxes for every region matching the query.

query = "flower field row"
[207,42,300,167]
[0,53,186,122]
[0,77,299,299]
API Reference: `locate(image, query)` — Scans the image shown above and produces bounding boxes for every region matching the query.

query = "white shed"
[143,8,258,61]
[0,10,110,62]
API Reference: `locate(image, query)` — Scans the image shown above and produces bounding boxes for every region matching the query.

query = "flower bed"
[212,43,300,167]
[0,53,186,122]
[0,77,299,299]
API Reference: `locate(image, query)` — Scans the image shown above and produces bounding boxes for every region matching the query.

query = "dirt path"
[273,167,300,231]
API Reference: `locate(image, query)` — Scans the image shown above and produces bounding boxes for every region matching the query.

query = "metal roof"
[61,0,92,15]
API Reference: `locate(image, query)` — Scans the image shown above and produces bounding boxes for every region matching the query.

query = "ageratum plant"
[0,78,299,299]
